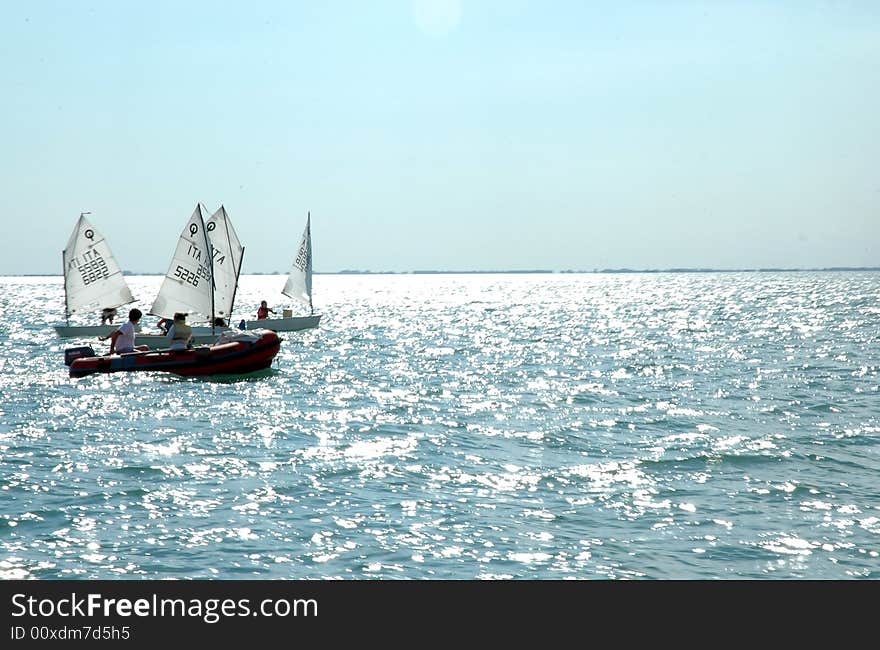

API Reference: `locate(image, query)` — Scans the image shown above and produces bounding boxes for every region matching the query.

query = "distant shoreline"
[6,267,879,277]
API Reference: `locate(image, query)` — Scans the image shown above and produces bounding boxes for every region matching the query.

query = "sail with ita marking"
[149,204,215,320]
[62,213,135,317]
[281,212,313,312]
[206,205,244,321]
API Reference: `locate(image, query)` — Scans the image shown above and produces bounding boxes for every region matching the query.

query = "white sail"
[281,212,313,310]
[62,213,135,317]
[206,205,244,321]
[149,204,214,320]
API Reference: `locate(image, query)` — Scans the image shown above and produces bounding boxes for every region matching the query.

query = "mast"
[201,204,216,335]
[64,211,92,326]
[229,246,245,326]
[220,204,245,326]
[62,245,68,326]
[308,211,313,315]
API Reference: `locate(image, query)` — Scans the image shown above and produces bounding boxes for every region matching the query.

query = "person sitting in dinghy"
[256,300,275,320]
[166,312,193,350]
[100,308,149,355]
[100,307,117,325]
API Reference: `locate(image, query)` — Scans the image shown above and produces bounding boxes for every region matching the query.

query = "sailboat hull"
[54,324,139,338]
[56,324,118,338]
[135,327,233,350]
[60,318,319,350]
[243,314,321,332]
[138,315,320,348]
[59,213,135,340]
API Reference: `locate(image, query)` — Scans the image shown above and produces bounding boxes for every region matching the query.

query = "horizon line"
[5,266,880,278]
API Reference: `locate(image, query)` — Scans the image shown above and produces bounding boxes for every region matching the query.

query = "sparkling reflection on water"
[1,272,879,579]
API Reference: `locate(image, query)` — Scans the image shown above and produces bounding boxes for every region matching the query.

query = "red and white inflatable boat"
[64,330,281,378]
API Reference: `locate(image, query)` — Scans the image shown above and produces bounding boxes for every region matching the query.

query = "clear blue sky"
[2,0,878,274]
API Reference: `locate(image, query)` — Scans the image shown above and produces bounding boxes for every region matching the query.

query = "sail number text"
[69,249,110,286]
[294,243,309,271]
[174,263,211,287]
[174,265,199,287]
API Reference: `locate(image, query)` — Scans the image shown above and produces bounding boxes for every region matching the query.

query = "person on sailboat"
[166,313,193,350]
[100,307,117,325]
[256,300,275,320]
[101,308,149,355]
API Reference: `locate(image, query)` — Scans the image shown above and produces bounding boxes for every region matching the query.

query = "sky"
[1,0,878,274]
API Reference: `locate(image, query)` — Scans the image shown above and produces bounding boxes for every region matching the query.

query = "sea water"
[0,272,878,579]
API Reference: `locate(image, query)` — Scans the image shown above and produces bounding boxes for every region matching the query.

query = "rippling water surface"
[1,272,878,579]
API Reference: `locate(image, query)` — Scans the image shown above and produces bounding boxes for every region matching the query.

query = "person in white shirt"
[101,308,149,354]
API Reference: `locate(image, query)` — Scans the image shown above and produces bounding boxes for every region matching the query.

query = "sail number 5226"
[174,265,199,287]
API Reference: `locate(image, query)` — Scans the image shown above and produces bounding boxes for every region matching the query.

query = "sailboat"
[54,212,137,338]
[132,204,231,348]
[149,203,215,319]
[206,204,245,325]
[63,203,281,376]
[244,211,322,332]
[135,203,251,349]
